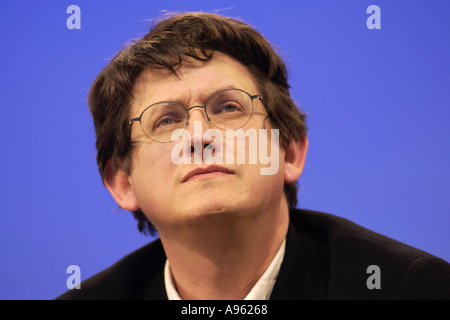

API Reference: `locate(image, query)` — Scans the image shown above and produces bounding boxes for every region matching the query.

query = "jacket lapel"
[270,221,328,299]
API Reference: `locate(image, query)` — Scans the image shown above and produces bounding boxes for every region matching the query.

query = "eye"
[153,112,184,130]
[222,104,237,113]
[212,101,244,115]
[159,117,174,126]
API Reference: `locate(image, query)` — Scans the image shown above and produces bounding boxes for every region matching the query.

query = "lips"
[182,165,235,183]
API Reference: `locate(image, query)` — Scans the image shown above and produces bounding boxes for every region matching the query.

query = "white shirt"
[164,239,286,300]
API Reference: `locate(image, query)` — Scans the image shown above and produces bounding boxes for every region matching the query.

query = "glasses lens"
[206,89,253,130]
[140,102,187,142]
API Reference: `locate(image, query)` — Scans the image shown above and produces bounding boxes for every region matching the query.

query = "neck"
[159,204,289,300]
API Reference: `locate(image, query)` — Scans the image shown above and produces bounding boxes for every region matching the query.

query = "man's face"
[126,52,288,232]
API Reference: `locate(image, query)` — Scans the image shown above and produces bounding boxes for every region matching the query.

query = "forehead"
[131,52,259,111]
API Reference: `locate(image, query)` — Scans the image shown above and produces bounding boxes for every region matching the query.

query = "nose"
[185,106,216,159]
[186,106,212,136]
[186,105,209,127]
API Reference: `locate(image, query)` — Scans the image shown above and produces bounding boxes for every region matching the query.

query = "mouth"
[182,165,235,183]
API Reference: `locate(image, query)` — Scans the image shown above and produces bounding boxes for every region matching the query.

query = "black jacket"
[56,209,450,299]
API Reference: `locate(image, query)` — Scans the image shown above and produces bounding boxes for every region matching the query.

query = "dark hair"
[89,12,307,235]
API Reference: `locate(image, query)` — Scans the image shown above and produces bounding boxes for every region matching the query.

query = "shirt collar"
[164,239,286,300]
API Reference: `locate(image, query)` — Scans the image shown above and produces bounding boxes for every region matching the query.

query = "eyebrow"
[151,84,241,107]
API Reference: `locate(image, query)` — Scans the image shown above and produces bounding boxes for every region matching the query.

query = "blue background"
[1,0,449,299]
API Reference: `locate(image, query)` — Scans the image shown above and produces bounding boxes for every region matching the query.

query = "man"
[57,12,450,300]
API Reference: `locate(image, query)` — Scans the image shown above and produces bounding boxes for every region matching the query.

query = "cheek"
[129,144,175,204]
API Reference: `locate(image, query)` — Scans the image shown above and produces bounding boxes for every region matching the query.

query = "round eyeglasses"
[130,88,264,143]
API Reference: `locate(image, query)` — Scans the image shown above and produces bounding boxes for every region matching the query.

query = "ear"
[283,136,308,184]
[103,160,139,211]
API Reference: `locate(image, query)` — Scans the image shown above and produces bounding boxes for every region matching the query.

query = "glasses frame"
[129,88,266,143]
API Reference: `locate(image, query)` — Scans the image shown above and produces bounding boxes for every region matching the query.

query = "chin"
[190,201,237,217]
[183,197,259,223]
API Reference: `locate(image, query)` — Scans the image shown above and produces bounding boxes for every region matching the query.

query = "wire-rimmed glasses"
[130,88,263,143]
